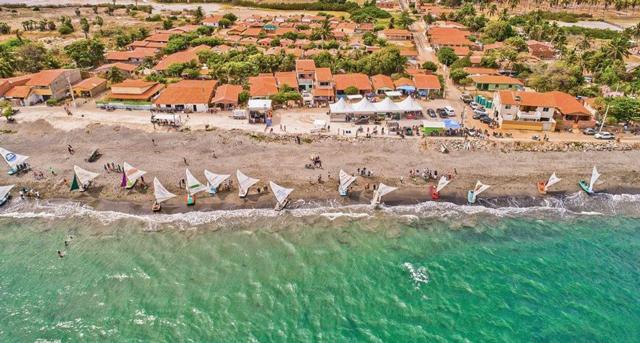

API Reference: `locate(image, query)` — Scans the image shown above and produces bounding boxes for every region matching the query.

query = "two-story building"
[312,67,334,105]
[25,69,82,101]
[295,59,316,92]
[470,75,523,91]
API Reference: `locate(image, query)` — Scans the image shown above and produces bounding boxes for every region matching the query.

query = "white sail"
[124,162,146,183]
[473,180,490,197]
[204,170,230,190]
[73,165,100,186]
[371,183,397,206]
[153,177,176,204]
[588,166,600,193]
[0,184,14,199]
[339,169,357,194]
[436,176,451,193]
[185,169,207,195]
[237,170,259,197]
[0,147,29,169]
[269,181,294,206]
[545,172,561,191]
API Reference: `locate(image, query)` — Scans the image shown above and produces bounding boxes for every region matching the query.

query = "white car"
[594,132,615,140]
[443,106,455,117]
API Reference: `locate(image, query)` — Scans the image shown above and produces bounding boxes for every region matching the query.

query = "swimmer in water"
[57,250,65,258]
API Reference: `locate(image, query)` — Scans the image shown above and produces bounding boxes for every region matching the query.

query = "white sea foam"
[402,262,430,289]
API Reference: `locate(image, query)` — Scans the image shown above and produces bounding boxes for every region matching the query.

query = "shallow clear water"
[1,205,639,342]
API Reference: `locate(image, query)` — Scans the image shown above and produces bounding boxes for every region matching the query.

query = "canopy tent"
[247,99,272,111]
[185,169,207,196]
[204,170,230,194]
[270,181,294,210]
[351,98,378,114]
[443,119,461,129]
[339,169,357,196]
[237,169,259,198]
[71,165,100,191]
[0,147,29,171]
[153,177,176,204]
[329,97,353,114]
[397,97,423,112]
[374,97,402,113]
[122,162,146,189]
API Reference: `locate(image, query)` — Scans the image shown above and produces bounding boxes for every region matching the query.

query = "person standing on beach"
[183,157,188,166]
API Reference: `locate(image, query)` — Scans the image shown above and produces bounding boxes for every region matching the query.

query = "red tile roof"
[154,80,218,105]
[470,75,523,85]
[153,45,210,71]
[248,75,278,97]
[334,73,371,91]
[212,84,243,104]
[274,71,298,89]
[25,69,73,87]
[413,74,441,90]
[72,77,107,91]
[370,74,394,90]
[314,67,332,82]
[497,90,590,116]
[295,59,316,72]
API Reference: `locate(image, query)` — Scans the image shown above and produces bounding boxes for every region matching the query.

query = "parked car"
[473,112,488,120]
[595,131,615,140]
[473,108,487,116]
[582,128,596,135]
[443,106,455,117]
[479,116,494,124]
[460,93,473,104]
[427,108,437,118]
[437,108,448,118]
[469,101,480,110]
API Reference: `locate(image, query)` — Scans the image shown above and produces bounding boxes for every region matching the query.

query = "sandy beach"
[1,119,640,213]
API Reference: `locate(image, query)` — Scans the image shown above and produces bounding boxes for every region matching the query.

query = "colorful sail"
[269,181,294,207]
[545,172,561,191]
[588,166,600,193]
[124,162,146,189]
[204,170,230,192]
[339,169,357,194]
[153,177,176,204]
[0,147,29,169]
[185,169,207,195]
[237,170,259,197]
[436,176,451,193]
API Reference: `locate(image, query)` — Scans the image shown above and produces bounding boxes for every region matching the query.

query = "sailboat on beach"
[152,177,176,212]
[204,170,230,195]
[431,176,451,200]
[339,169,357,196]
[467,180,490,204]
[70,165,100,192]
[185,169,207,205]
[537,172,561,195]
[0,184,14,206]
[371,183,397,208]
[579,166,600,195]
[237,170,259,198]
[0,147,29,175]
[122,162,146,189]
[270,181,294,211]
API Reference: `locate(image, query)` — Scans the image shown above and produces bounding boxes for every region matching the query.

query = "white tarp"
[153,177,176,203]
[422,120,446,129]
[0,147,29,169]
[397,96,423,112]
[351,98,378,114]
[545,172,561,191]
[270,181,293,206]
[248,99,272,111]
[384,90,403,97]
[0,184,14,199]
[185,169,207,195]
[589,166,600,192]
[436,176,451,193]
[329,98,352,114]
[204,170,230,190]
[124,162,146,184]
[374,97,402,113]
[339,169,357,194]
[74,165,100,186]
[237,169,259,197]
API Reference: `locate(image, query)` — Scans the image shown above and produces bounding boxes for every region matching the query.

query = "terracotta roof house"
[295,59,316,91]
[371,74,394,95]
[105,48,157,64]
[72,77,108,98]
[145,33,172,43]
[313,67,334,104]
[153,80,218,112]
[463,67,499,76]
[211,84,243,110]
[334,73,372,96]
[153,45,211,72]
[413,74,442,97]
[275,71,299,90]
[428,27,474,49]
[25,69,82,101]
[470,75,523,91]
[492,90,595,131]
[94,62,138,77]
[109,79,164,102]
[0,75,31,98]
[248,75,278,99]
[527,40,556,60]
[394,77,415,94]
[378,29,412,41]
[203,15,225,28]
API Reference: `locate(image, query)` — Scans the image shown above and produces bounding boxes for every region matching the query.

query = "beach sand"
[1,120,640,213]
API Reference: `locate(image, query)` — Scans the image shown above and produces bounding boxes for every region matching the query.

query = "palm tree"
[607,35,632,60]
[577,35,591,50]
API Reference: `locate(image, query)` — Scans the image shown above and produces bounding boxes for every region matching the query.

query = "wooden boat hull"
[578,180,594,195]
[339,189,348,196]
[467,190,476,204]
[537,181,547,195]
[431,186,440,200]
[0,194,9,206]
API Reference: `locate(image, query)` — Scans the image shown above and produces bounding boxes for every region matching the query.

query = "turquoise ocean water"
[0,198,639,342]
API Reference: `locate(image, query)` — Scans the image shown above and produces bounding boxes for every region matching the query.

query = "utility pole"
[66,75,77,109]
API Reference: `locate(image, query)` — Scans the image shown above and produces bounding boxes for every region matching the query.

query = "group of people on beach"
[104,162,122,173]
[357,167,374,177]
